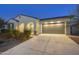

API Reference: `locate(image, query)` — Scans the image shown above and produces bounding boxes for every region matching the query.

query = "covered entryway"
[42,22,65,34]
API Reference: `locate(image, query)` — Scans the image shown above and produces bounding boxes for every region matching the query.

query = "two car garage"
[40,16,72,34]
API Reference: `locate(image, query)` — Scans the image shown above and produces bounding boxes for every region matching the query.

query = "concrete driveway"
[1,34,79,55]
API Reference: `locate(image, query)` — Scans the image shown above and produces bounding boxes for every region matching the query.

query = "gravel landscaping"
[0,38,21,53]
[69,35,79,44]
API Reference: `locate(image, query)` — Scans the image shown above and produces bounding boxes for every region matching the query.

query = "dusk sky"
[0,4,77,20]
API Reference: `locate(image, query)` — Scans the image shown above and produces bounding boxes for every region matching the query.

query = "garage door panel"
[42,23,65,34]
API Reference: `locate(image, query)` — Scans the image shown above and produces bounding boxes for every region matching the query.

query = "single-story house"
[6,14,74,35]
[40,15,73,34]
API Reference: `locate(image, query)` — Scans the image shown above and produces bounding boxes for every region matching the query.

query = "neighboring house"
[7,14,74,35]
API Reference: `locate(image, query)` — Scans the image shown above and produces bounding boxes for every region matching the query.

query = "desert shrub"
[19,29,32,42]
[24,29,31,38]
[0,29,32,42]
[0,41,4,44]
[12,30,20,39]
[1,29,8,33]
[18,33,26,42]
[9,29,31,42]
[7,29,21,40]
[1,29,13,34]
[0,29,20,39]
[0,29,13,39]
[5,29,14,38]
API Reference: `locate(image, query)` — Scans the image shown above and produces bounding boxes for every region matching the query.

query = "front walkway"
[1,34,79,55]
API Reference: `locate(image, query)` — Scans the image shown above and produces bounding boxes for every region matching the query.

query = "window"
[8,23,14,29]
